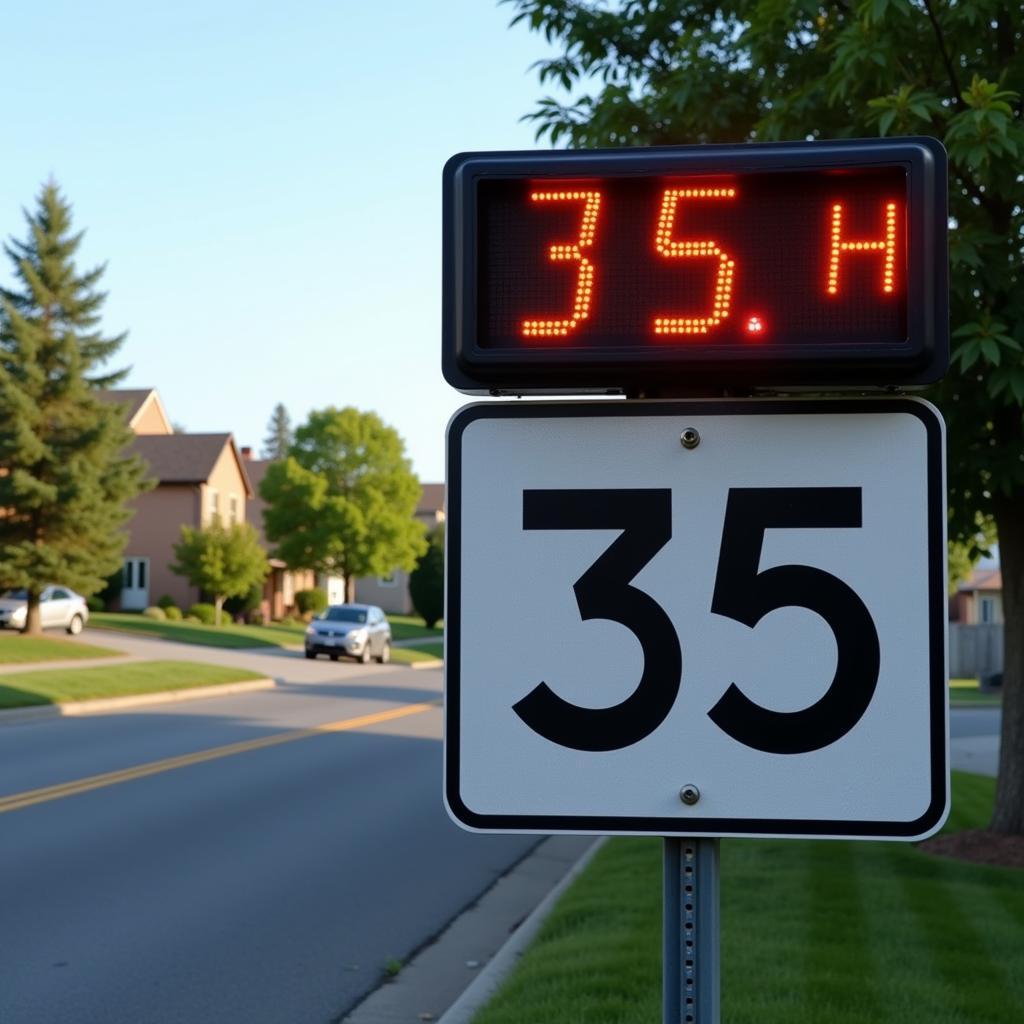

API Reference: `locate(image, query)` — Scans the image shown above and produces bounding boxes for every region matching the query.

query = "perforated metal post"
[663,837,720,1024]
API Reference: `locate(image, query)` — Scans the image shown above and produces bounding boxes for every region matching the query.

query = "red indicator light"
[521,190,602,340]
[745,315,765,336]
[652,188,737,337]
[827,201,899,296]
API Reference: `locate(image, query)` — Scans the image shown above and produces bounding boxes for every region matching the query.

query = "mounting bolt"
[680,427,701,450]
[679,784,701,806]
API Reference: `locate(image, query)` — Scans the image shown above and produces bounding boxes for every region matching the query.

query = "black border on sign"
[441,138,949,394]
[444,398,947,839]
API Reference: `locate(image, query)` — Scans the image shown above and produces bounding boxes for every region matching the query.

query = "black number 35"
[515,487,880,755]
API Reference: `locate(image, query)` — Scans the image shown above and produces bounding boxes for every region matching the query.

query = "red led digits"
[827,201,899,296]
[521,190,602,339]
[653,187,737,336]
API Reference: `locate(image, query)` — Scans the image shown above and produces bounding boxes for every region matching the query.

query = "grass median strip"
[474,771,1023,1024]
[0,632,121,664]
[0,699,439,814]
[0,660,264,709]
[391,641,443,665]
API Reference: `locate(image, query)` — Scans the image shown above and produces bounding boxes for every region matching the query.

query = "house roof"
[418,483,444,515]
[97,388,173,434]
[132,434,253,497]
[98,388,152,420]
[243,458,272,546]
[959,567,1002,593]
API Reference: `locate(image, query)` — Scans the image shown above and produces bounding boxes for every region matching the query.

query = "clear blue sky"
[0,1,557,482]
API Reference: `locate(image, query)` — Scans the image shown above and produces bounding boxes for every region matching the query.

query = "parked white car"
[0,586,90,634]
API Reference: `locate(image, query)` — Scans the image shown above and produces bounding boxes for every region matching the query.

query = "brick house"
[101,389,253,610]
[949,567,1004,625]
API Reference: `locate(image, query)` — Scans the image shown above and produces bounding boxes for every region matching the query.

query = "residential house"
[242,451,317,621]
[355,483,444,615]
[949,567,1004,625]
[101,389,253,610]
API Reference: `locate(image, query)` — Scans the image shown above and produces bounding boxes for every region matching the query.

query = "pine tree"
[261,403,293,460]
[0,182,149,634]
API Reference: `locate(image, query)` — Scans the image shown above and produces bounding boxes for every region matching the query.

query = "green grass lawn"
[91,613,286,649]
[0,660,264,708]
[0,631,121,664]
[475,772,1022,1024]
[949,678,1002,706]
[386,614,443,641]
[91,612,444,651]
[390,640,443,665]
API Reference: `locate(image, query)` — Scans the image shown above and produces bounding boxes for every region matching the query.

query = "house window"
[378,573,398,588]
[208,488,219,522]
[979,597,995,624]
[229,495,239,525]
[123,560,134,588]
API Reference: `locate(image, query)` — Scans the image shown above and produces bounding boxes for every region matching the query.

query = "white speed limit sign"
[444,399,947,841]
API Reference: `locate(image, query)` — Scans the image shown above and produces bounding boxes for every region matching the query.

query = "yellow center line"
[0,700,440,815]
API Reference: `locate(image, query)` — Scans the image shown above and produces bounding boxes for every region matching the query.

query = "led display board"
[442,138,947,394]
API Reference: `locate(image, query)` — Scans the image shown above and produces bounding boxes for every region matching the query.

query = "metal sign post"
[664,838,720,1024]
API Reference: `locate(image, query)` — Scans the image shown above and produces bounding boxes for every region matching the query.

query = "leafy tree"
[410,526,444,629]
[510,0,1024,832]
[0,183,149,634]
[948,517,998,593]
[262,403,293,460]
[260,407,428,602]
[170,518,268,626]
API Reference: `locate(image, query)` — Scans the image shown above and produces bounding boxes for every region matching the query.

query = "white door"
[121,558,150,611]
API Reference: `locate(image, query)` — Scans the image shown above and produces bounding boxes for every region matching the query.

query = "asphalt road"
[0,634,537,1024]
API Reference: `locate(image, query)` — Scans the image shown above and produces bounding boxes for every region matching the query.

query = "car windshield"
[320,607,368,624]
[2,589,27,600]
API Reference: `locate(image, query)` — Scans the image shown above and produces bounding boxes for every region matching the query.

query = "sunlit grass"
[476,772,1022,1024]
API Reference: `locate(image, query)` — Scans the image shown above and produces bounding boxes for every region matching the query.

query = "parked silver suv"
[304,604,391,663]
[0,586,90,634]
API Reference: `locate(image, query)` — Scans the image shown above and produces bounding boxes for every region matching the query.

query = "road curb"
[436,836,606,1024]
[0,677,277,725]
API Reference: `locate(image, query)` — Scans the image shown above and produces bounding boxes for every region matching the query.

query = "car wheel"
[377,641,390,665]
[305,649,316,660]
[67,615,84,636]
[329,652,340,662]
[359,645,371,665]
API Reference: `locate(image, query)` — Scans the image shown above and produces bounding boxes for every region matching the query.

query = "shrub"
[410,527,444,629]
[225,583,262,618]
[295,588,328,615]
[156,594,177,609]
[86,595,105,613]
[189,602,217,625]
[143,606,167,620]
[183,615,201,623]
[248,610,265,626]
[279,615,304,627]
[97,568,124,608]
[164,606,183,621]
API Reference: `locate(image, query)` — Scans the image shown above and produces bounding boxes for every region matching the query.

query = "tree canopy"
[410,526,445,629]
[260,407,428,602]
[170,518,268,625]
[510,0,1024,833]
[0,183,149,633]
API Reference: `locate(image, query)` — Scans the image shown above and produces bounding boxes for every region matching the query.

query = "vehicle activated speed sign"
[444,399,948,840]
